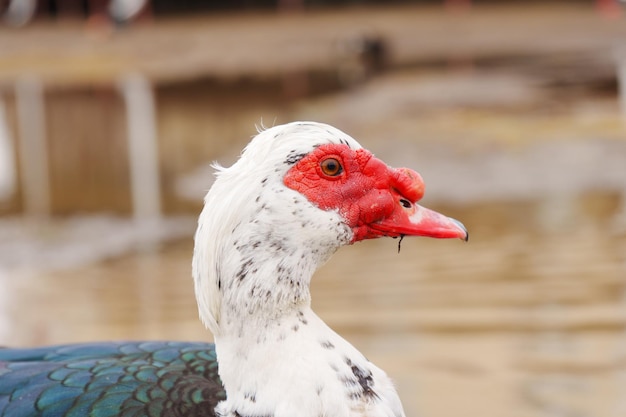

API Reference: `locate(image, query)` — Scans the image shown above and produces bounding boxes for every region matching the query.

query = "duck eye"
[320,158,343,177]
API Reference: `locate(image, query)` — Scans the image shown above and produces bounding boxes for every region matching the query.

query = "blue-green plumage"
[0,341,225,417]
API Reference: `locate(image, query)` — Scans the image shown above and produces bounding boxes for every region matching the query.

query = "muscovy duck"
[0,122,467,417]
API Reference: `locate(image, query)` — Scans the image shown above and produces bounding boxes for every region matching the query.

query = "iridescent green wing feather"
[0,341,225,417]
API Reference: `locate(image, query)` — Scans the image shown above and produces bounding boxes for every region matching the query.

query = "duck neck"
[217,237,327,337]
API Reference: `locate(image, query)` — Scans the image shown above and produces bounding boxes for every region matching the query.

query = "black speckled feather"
[0,341,224,417]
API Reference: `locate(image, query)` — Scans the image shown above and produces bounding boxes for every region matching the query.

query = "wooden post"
[617,52,626,120]
[118,73,162,226]
[614,50,626,234]
[15,77,50,219]
[0,95,16,203]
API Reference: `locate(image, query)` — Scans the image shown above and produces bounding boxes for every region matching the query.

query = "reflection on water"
[0,198,624,417]
[0,241,204,345]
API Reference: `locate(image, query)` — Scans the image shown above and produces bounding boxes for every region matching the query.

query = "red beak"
[368,166,468,241]
[370,201,469,241]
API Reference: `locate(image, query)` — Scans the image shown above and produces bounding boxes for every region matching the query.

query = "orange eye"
[320,157,343,177]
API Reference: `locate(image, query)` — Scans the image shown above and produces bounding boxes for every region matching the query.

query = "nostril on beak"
[399,199,412,209]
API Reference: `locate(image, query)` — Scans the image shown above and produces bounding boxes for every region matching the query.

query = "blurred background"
[1,0,626,416]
